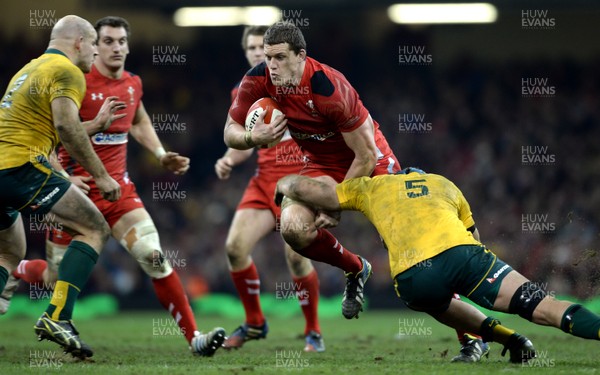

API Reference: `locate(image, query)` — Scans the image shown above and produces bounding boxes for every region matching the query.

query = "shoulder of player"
[123,70,142,84]
[245,62,267,78]
[39,57,85,91]
[306,58,353,99]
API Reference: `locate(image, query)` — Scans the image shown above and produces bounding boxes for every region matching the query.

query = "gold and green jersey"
[336,171,481,277]
[0,49,86,170]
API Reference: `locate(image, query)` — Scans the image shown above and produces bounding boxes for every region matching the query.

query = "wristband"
[244,131,256,148]
[154,146,167,160]
[59,170,69,178]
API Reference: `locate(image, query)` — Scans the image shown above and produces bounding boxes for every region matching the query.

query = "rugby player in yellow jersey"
[0,15,122,359]
[275,167,600,363]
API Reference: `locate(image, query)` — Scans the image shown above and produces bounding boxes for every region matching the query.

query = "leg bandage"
[119,219,172,279]
[508,281,546,321]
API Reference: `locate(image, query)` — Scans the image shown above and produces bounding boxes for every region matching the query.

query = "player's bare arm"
[51,96,121,201]
[341,115,379,180]
[224,112,287,150]
[215,148,254,180]
[83,96,127,135]
[47,150,92,194]
[130,101,190,175]
[276,175,341,212]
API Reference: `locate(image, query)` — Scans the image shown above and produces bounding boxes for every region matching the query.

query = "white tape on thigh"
[119,219,172,278]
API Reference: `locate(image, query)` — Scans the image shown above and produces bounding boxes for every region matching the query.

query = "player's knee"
[279,206,313,249]
[508,281,547,321]
[225,234,253,267]
[98,220,111,242]
[119,219,172,279]
[85,218,110,246]
[280,221,313,249]
[76,202,111,243]
[225,235,250,258]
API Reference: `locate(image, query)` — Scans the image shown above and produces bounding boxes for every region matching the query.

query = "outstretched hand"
[94,96,127,133]
[160,152,190,175]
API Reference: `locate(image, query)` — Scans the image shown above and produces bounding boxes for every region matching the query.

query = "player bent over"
[275,168,600,363]
[1,16,224,356]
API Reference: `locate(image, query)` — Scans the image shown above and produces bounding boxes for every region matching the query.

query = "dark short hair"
[263,21,306,54]
[95,16,131,39]
[241,25,269,50]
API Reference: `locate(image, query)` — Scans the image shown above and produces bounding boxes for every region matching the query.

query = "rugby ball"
[245,97,284,148]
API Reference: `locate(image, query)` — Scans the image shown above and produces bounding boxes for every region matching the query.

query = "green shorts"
[393,245,513,313]
[0,157,71,230]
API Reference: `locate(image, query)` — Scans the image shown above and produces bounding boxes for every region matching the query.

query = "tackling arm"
[275,175,341,212]
[341,115,378,179]
[52,97,110,179]
[51,97,120,201]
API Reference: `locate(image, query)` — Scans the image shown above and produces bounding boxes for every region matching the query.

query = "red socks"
[12,259,47,283]
[293,269,321,335]
[152,271,198,343]
[295,229,362,274]
[230,262,265,326]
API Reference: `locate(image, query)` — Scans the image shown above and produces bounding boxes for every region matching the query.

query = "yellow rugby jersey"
[336,171,481,278]
[0,49,86,170]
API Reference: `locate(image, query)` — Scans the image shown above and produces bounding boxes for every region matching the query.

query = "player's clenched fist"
[96,175,121,202]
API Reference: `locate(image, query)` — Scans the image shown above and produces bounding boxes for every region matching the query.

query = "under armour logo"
[91,93,104,100]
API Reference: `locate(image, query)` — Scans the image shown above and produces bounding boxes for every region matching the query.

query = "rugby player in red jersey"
[225,20,400,315]
[5,16,225,357]
[224,21,489,362]
[215,26,324,352]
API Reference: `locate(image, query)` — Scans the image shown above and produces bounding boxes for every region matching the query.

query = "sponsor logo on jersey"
[486,264,510,284]
[305,99,320,117]
[90,92,104,100]
[91,132,128,145]
[289,129,335,142]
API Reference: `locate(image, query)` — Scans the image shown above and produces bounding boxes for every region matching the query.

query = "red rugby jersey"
[229,57,397,173]
[59,65,142,185]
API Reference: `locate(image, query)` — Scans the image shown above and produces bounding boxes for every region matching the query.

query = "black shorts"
[0,157,70,230]
[393,245,512,313]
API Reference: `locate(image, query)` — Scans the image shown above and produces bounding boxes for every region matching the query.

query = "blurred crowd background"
[2,1,600,309]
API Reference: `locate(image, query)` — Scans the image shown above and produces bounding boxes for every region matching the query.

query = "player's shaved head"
[50,15,95,42]
[47,15,98,73]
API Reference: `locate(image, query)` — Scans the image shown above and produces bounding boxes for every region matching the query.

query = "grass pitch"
[0,311,598,374]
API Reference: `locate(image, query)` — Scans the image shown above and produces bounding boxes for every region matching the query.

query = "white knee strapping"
[119,219,172,278]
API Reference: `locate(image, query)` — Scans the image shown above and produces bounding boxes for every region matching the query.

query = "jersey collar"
[44,48,68,58]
